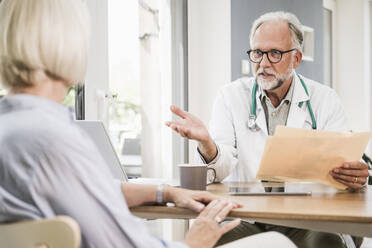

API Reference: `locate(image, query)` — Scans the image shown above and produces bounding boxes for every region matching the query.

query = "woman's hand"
[164,186,242,213]
[183,200,241,248]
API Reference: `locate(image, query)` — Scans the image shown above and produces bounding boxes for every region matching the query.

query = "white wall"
[334,0,371,134]
[187,0,231,162]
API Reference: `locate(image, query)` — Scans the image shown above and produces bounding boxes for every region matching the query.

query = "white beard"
[255,61,295,91]
[257,76,282,90]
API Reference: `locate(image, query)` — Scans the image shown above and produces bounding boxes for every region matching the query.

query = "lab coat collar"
[286,73,311,128]
[255,88,268,136]
[256,102,268,135]
[291,73,310,104]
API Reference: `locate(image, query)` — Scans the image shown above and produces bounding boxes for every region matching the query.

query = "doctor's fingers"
[173,125,193,139]
[332,167,369,177]
[333,177,363,190]
[167,122,183,132]
[342,161,369,170]
[330,171,367,185]
[179,128,188,138]
[173,126,188,138]
[165,118,188,127]
[167,123,184,137]
[168,124,190,138]
[169,123,188,137]
[170,105,188,119]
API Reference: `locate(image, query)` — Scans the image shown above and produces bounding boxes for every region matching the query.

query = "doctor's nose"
[259,53,272,68]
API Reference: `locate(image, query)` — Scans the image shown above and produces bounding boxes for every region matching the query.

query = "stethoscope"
[247,73,317,132]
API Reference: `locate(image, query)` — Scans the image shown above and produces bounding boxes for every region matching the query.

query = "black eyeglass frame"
[246,48,297,64]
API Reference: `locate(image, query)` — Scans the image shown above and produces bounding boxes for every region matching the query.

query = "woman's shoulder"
[0,108,83,156]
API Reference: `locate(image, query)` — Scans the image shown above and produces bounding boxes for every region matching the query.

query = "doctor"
[166,11,368,248]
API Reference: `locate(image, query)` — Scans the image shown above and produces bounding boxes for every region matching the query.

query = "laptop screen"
[75,120,128,182]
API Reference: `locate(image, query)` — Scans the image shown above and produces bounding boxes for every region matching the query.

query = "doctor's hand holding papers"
[256,126,372,190]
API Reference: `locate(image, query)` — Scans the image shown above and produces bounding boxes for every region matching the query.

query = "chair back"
[0,216,81,248]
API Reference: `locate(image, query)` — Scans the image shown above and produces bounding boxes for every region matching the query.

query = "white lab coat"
[198,73,349,182]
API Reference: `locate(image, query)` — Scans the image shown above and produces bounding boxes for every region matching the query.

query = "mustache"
[256,68,277,77]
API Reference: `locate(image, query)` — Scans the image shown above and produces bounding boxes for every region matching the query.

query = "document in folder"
[256,126,372,189]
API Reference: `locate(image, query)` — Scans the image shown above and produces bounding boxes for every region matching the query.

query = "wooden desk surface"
[131,182,372,223]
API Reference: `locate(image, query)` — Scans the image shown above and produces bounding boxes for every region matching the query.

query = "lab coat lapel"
[256,96,268,135]
[286,74,310,128]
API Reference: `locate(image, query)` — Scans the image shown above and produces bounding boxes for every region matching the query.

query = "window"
[84,0,189,239]
[85,0,188,179]
[108,0,142,177]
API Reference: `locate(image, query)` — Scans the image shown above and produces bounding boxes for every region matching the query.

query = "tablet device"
[228,185,312,196]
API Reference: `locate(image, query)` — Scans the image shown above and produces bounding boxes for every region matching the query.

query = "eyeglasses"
[246,48,297,64]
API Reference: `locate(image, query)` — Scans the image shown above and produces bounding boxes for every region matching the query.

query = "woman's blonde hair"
[0,0,90,89]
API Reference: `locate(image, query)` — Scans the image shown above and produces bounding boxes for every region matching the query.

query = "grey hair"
[249,11,304,51]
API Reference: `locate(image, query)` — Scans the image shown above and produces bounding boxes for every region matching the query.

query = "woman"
[0,0,295,247]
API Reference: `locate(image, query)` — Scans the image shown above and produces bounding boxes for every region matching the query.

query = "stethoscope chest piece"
[247,115,260,132]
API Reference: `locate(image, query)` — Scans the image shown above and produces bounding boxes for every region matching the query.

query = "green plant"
[63,86,75,108]
[0,88,6,96]
[109,100,141,136]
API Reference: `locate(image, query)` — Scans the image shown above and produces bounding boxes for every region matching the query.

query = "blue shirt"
[0,94,186,248]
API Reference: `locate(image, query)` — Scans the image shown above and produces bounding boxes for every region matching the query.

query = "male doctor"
[166,11,368,248]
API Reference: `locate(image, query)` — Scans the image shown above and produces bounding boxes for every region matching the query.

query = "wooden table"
[131,182,372,238]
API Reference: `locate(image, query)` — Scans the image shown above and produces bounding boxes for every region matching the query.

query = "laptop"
[75,120,128,182]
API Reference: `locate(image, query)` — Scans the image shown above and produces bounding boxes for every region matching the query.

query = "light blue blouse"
[0,94,186,248]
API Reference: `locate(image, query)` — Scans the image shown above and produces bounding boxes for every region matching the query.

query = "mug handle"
[206,167,216,185]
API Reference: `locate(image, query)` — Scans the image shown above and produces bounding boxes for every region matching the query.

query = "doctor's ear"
[292,50,302,69]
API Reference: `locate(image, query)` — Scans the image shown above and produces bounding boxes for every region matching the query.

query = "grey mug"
[178,164,216,191]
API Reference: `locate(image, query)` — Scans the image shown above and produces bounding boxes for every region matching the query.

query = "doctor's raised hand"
[165,105,218,163]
